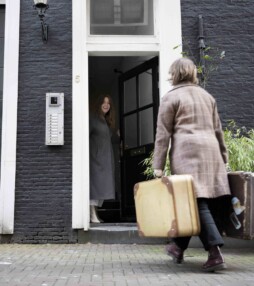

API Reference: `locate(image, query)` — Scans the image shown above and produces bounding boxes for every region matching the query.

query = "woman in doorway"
[89,94,116,223]
[153,58,231,272]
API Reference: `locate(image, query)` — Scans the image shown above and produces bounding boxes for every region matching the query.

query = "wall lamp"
[33,0,49,43]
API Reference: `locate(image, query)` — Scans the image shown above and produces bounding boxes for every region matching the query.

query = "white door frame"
[0,0,20,234]
[72,0,182,230]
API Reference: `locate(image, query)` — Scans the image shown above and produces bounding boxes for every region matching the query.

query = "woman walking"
[153,58,231,272]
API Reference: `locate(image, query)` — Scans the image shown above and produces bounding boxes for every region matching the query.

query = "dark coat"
[89,113,115,200]
[153,84,231,198]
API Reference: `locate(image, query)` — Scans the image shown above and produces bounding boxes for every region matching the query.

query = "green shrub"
[224,121,254,172]
[141,151,171,179]
[141,121,254,178]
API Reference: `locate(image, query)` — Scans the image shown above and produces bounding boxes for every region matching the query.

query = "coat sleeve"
[213,102,228,164]
[152,95,175,170]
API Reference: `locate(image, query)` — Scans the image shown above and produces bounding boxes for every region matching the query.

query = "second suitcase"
[223,171,254,240]
[134,175,200,238]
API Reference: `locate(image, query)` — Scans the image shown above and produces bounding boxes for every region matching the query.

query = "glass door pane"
[139,108,154,145]
[139,69,153,107]
[124,114,137,149]
[124,77,136,113]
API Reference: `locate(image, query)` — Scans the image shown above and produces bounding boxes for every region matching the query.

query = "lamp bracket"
[41,21,48,43]
[33,4,49,43]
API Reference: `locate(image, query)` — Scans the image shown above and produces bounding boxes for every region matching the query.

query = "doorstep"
[77,223,254,247]
[78,223,168,244]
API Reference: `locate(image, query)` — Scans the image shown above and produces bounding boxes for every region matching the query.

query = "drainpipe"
[198,15,206,83]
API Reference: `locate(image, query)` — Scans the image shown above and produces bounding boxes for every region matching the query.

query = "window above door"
[90,0,154,36]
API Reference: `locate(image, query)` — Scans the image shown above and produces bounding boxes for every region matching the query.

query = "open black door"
[119,56,159,220]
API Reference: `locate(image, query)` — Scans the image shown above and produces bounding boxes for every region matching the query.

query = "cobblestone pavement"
[0,244,254,286]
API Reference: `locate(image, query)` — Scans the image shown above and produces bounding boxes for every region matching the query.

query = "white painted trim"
[72,0,182,230]
[87,0,160,43]
[87,36,159,44]
[72,0,90,230]
[88,51,158,57]
[158,0,182,97]
[0,0,20,234]
[86,43,160,53]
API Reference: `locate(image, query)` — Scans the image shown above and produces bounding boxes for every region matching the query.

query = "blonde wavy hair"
[169,58,199,86]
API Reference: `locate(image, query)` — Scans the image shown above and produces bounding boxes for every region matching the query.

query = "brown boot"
[202,246,227,272]
[165,243,184,264]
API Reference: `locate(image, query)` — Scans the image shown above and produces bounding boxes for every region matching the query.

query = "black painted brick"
[12,0,77,243]
[181,0,254,129]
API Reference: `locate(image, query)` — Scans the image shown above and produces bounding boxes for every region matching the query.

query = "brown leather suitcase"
[223,172,254,240]
[134,175,200,238]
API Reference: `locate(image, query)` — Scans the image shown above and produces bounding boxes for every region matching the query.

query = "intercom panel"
[45,93,64,145]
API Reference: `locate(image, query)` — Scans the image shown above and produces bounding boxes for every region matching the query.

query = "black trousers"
[173,197,228,251]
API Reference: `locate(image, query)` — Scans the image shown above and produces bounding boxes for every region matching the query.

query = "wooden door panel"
[119,56,159,220]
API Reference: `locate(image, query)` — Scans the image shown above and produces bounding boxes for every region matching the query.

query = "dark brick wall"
[181,0,254,129]
[12,0,76,243]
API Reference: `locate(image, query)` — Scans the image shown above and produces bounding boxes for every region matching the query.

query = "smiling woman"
[89,94,116,223]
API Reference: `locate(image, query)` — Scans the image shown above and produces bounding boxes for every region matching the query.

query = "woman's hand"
[154,169,163,178]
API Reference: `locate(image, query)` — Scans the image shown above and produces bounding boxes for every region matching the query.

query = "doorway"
[89,56,159,222]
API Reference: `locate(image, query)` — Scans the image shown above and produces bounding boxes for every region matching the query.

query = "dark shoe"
[165,243,184,264]
[202,246,227,272]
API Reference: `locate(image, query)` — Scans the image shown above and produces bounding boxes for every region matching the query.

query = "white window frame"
[72,0,182,230]
[87,0,159,45]
[0,0,20,234]
[90,0,150,27]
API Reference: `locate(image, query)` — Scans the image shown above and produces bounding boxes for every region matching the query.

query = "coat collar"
[169,83,198,92]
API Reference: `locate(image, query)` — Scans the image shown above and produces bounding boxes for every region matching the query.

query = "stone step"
[78,223,254,248]
[78,223,167,244]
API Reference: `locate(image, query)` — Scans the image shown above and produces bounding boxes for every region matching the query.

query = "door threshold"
[89,222,137,231]
[78,223,167,244]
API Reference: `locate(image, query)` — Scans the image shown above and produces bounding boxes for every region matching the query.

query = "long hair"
[169,58,199,86]
[90,94,115,129]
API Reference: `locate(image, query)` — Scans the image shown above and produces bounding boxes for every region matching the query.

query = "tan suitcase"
[134,175,200,237]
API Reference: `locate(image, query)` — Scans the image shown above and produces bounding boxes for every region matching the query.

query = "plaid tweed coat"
[153,83,231,198]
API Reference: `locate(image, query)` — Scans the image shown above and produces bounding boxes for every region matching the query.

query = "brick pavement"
[0,244,254,286]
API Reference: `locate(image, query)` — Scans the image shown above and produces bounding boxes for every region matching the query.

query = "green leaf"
[203,55,213,61]
[197,66,203,73]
